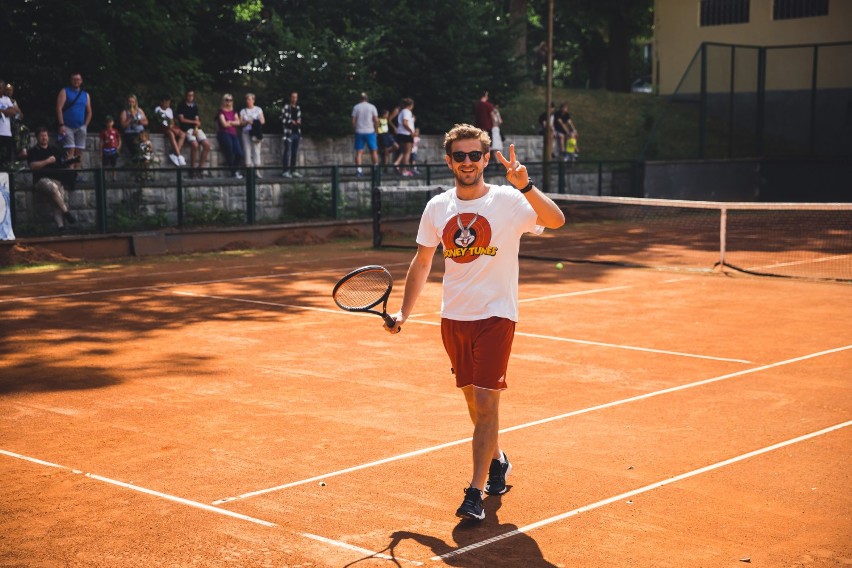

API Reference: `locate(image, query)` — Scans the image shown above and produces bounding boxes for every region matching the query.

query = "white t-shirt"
[396,108,414,136]
[352,101,378,134]
[416,185,543,322]
[154,105,174,130]
[240,106,264,132]
[0,96,12,137]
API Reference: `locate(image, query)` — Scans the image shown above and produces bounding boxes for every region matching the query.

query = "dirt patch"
[274,230,327,246]
[218,240,257,252]
[0,243,77,267]
[327,226,366,240]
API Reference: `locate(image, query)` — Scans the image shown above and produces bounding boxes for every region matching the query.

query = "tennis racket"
[332,265,399,330]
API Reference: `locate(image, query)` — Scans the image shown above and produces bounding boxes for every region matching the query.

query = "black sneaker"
[63,211,77,225]
[484,453,512,495]
[455,486,485,521]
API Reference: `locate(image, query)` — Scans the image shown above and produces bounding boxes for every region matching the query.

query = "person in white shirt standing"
[385,123,565,521]
[351,92,379,177]
[0,79,21,169]
[240,93,266,177]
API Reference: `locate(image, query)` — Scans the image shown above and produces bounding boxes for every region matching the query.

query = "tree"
[0,0,526,138]
[527,0,653,91]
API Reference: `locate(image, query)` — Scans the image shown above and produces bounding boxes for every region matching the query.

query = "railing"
[5,159,640,237]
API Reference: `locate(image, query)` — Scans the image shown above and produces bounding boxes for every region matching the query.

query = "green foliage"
[1,1,652,137]
[108,189,170,230]
[184,191,245,226]
[526,0,653,90]
[280,183,332,222]
[501,86,664,160]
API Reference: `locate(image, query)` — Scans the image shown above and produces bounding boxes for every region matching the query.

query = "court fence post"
[699,42,707,159]
[331,165,340,220]
[371,181,381,248]
[246,168,256,225]
[175,169,184,227]
[597,161,604,196]
[95,167,107,233]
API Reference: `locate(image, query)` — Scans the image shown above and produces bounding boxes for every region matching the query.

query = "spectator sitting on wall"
[26,126,77,231]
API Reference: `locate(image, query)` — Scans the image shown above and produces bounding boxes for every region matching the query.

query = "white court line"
[517,284,634,303]
[0,449,276,528]
[211,344,850,505]
[400,319,751,364]
[515,330,752,363]
[434,420,852,561]
[746,253,850,271]
[0,253,390,290]
[0,261,413,303]
[172,290,342,316]
[301,533,423,565]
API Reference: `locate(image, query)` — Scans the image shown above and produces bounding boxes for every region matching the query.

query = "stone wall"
[11,133,637,233]
[54,131,548,171]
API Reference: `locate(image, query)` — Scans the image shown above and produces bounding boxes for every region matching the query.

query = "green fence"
[642,41,852,160]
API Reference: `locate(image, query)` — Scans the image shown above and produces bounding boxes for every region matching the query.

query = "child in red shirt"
[99,116,121,180]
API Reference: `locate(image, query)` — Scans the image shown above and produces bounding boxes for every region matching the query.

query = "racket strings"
[334,271,392,309]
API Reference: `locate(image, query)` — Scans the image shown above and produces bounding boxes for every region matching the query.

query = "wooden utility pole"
[543,0,554,191]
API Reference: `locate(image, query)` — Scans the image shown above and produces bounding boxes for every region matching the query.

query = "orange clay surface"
[1,240,850,567]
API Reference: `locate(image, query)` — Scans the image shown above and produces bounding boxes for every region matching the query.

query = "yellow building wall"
[654,0,852,94]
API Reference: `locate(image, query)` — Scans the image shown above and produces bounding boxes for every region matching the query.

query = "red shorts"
[440,317,516,390]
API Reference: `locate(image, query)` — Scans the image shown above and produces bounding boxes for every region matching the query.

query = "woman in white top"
[392,97,416,176]
[239,93,266,175]
[490,104,503,158]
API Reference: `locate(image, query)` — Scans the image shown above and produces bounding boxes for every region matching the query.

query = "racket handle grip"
[383,314,400,331]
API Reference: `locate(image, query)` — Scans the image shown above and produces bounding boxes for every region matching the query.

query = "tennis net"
[373,187,852,282]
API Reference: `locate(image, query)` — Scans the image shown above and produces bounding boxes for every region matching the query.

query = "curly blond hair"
[443,123,491,155]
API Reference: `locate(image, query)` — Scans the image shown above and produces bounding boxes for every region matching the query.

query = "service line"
[435,420,852,561]
[211,344,850,505]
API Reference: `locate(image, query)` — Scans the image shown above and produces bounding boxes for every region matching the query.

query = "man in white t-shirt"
[385,123,565,521]
[351,92,379,176]
[0,80,20,168]
[154,95,187,167]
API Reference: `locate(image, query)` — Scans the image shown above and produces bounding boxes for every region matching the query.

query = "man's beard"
[454,168,483,188]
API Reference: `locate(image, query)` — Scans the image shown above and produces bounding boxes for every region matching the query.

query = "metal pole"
[809,45,819,156]
[719,207,727,267]
[756,47,766,157]
[699,43,707,159]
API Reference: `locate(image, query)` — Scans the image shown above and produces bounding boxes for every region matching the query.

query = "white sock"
[498,451,506,464]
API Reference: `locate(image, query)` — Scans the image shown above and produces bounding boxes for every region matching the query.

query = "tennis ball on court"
[555,262,564,270]
[319,481,327,487]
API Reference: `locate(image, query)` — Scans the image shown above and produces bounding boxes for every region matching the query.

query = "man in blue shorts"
[351,92,379,177]
[55,72,92,178]
[385,124,565,521]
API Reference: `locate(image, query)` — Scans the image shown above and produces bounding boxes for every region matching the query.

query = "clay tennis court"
[1,238,850,567]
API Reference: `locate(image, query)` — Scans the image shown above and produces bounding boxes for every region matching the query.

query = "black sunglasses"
[451,151,484,163]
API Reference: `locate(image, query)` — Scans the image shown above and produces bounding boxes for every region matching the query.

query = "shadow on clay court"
[350,495,557,568]
[0,359,122,395]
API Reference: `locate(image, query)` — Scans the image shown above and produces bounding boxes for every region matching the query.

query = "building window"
[700,0,750,26]
[773,0,829,20]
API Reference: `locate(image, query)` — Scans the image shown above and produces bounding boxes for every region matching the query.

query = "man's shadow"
[374,495,559,567]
